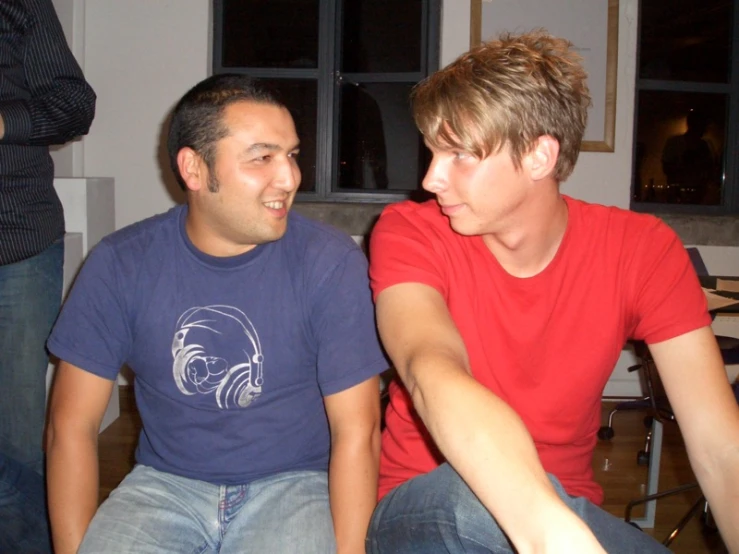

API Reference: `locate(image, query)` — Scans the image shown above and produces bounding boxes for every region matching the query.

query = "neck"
[482,185,568,278]
[185,207,256,258]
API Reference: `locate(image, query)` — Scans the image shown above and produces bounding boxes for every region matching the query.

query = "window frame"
[212,0,441,203]
[630,0,739,215]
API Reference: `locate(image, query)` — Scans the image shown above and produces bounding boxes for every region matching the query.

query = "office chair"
[597,341,676,465]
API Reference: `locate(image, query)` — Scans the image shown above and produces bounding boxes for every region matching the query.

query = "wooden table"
[700,275,739,314]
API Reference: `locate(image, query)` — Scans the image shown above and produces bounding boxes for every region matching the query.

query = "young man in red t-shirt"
[366,31,739,554]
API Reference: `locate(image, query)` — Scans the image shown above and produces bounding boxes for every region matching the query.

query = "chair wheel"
[643,415,653,429]
[597,426,615,440]
[637,450,650,466]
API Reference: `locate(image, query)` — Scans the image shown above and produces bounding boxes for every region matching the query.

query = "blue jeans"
[366,463,671,554]
[79,465,336,553]
[0,238,63,553]
[0,453,53,553]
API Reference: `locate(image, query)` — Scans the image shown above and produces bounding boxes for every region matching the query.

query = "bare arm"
[46,361,115,554]
[324,376,382,554]
[376,283,605,554]
[649,326,739,552]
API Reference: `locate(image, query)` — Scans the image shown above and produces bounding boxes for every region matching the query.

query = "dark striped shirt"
[0,0,96,265]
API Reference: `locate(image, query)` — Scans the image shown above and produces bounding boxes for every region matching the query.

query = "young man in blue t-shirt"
[45,74,388,554]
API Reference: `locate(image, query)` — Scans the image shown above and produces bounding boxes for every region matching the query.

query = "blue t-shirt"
[48,205,388,485]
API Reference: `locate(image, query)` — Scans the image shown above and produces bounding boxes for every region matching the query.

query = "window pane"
[633,91,726,205]
[261,79,317,192]
[639,0,732,82]
[221,0,319,69]
[341,0,423,73]
[336,83,425,191]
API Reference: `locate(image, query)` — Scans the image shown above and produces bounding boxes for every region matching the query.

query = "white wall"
[50,0,87,177]
[82,0,210,230]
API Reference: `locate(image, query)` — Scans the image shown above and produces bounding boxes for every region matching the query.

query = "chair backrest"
[685,246,709,277]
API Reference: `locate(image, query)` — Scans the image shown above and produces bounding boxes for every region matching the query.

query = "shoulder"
[372,199,453,248]
[284,211,362,261]
[567,196,675,245]
[93,205,183,266]
[565,197,683,280]
[376,199,445,230]
[280,212,372,301]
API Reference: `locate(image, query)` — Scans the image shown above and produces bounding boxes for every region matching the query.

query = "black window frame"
[630,0,739,215]
[212,0,441,204]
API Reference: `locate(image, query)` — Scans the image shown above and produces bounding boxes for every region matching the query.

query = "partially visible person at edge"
[0,0,96,552]
[365,30,739,554]
[45,73,386,554]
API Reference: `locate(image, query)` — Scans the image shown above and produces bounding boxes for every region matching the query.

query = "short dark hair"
[167,74,285,190]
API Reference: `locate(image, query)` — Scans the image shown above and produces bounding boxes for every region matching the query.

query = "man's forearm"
[328,430,381,554]
[406,351,604,553]
[694,448,739,553]
[46,431,101,554]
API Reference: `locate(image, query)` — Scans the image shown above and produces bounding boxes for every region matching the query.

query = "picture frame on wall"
[470,0,619,153]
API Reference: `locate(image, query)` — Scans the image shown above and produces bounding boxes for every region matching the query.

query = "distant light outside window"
[213,0,440,202]
[631,0,738,214]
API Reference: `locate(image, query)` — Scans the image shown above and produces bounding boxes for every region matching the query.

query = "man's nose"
[422,157,447,193]
[274,158,301,191]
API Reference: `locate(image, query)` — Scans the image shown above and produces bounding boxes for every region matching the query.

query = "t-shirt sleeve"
[630,220,712,344]
[312,246,389,396]
[47,241,131,380]
[368,205,446,301]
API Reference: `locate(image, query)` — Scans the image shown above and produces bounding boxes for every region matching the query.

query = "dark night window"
[213,0,440,202]
[631,0,739,214]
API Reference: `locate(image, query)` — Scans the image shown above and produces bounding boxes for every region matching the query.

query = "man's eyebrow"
[242,141,301,155]
[245,142,281,153]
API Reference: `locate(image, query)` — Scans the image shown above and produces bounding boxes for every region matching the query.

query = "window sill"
[292,202,386,237]
[292,204,739,248]
[658,214,739,247]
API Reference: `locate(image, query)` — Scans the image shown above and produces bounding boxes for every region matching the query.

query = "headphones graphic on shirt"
[171,305,264,409]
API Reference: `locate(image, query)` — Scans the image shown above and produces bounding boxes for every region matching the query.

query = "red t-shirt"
[369,196,711,505]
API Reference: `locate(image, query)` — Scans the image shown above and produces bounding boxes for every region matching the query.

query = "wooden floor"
[98,388,727,553]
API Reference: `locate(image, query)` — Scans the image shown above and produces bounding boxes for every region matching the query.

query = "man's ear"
[177,147,206,192]
[525,135,560,181]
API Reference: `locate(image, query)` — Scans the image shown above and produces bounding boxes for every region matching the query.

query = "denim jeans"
[79,465,336,553]
[0,238,64,472]
[0,452,53,553]
[366,463,671,554]
[0,239,63,554]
